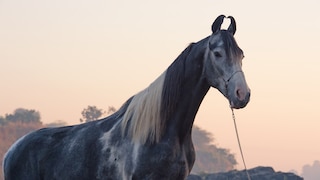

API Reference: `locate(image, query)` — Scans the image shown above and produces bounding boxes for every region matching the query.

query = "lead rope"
[230,107,251,180]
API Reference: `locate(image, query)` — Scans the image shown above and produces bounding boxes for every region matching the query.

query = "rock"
[187,174,202,180]
[187,166,303,180]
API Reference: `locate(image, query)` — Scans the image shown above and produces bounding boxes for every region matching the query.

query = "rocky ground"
[187,166,303,180]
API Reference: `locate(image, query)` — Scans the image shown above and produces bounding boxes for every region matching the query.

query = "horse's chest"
[132,143,192,179]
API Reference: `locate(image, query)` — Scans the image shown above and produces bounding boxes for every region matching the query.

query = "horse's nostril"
[236,89,245,101]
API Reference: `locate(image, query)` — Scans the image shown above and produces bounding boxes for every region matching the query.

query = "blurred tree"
[301,160,320,180]
[191,126,237,174]
[45,120,68,127]
[107,106,116,114]
[80,105,105,123]
[5,108,41,124]
[0,116,6,126]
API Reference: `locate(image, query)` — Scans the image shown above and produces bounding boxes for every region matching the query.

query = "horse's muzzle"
[230,89,250,109]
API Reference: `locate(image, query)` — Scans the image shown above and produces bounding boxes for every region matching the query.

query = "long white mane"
[121,72,166,144]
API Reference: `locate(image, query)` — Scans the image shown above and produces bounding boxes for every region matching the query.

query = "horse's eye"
[214,51,222,58]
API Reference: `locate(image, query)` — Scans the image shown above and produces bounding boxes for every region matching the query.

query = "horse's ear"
[227,16,236,35]
[211,15,225,34]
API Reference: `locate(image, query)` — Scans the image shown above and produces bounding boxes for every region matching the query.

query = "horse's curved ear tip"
[227,16,235,19]
[211,15,227,33]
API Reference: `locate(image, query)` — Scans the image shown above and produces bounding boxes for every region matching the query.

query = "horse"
[3,15,250,180]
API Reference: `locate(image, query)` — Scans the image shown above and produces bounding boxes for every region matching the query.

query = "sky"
[0,0,319,175]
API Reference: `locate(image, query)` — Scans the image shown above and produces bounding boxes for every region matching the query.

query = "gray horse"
[3,15,250,180]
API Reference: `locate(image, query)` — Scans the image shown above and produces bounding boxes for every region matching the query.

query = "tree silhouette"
[301,160,320,180]
[80,105,105,123]
[45,120,68,127]
[107,106,116,114]
[3,108,41,124]
[0,116,6,126]
[191,126,237,174]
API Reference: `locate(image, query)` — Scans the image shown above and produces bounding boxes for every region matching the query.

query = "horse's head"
[204,15,250,109]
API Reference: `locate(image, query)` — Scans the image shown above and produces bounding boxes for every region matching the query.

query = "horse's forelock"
[219,30,243,59]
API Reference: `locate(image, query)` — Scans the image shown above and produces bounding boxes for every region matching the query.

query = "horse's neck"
[172,73,209,142]
[173,79,209,140]
[163,40,210,142]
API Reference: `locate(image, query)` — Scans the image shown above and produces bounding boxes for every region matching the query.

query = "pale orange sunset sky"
[1,0,319,175]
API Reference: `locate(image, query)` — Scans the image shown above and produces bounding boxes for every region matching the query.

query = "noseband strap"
[225,70,243,83]
[223,70,243,97]
[224,70,243,101]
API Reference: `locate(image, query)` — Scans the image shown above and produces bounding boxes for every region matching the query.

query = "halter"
[220,70,243,101]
